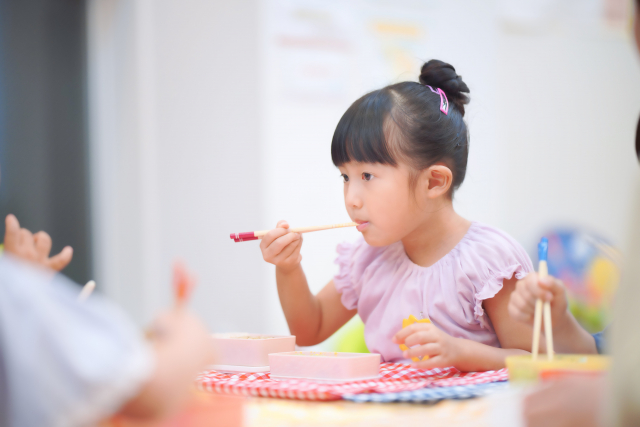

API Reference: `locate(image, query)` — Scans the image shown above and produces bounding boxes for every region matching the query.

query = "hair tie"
[425,85,449,115]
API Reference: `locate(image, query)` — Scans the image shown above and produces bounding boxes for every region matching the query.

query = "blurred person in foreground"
[508,1,640,425]
[0,214,214,426]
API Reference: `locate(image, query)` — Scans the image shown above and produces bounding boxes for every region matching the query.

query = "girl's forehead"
[340,161,382,169]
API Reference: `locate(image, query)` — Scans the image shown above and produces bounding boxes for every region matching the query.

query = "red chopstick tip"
[230,232,258,242]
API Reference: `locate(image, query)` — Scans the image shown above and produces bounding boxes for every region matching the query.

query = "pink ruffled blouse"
[333,222,533,362]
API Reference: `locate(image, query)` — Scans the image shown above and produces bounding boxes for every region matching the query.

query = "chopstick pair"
[531,237,554,360]
[230,222,358,242]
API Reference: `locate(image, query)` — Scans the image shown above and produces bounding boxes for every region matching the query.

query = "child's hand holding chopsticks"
[508,272,569,326]
[508,272,599,355]
[259,220,303,273]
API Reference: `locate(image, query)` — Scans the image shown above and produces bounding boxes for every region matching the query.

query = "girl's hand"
[392,322,462,369]
[508,272,568,326]
[3,214,73,271]
[259,220,302,273]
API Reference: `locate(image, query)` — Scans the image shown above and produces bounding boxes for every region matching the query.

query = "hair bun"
[419,60,470,116]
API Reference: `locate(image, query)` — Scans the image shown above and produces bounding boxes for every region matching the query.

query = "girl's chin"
[361,231,395,247]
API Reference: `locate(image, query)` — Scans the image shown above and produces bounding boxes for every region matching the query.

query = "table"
[243,387,526,427]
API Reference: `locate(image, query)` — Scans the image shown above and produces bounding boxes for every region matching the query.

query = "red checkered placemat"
[196,363,508,401]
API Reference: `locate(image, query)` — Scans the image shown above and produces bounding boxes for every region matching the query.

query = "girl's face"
[338,162,431,246]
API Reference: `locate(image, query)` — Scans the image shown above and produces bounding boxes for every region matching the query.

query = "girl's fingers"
[47,246,73,271]
[403,343,440,360]
[393,323,426,343]
[281,236,303,264]
[265,232,300,259]
[412,355,447,370]
[33,231,52,258]
[260,227,289,250]
[272,235,302,264]
[276,220,289,229]
[404,330,438,347]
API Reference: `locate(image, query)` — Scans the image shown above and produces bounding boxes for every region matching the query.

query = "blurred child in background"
[0,214,214,426]
[509,0,640,425]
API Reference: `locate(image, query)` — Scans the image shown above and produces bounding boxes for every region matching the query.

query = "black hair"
[331,59,470,195]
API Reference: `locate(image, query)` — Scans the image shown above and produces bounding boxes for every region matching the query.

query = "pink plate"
[269,351,381,383]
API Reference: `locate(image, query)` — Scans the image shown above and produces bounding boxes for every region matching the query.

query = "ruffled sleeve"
[333,237,382,310]
[464,224,534,326]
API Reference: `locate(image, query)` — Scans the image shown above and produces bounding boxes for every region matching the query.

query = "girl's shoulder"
[452,222,534,326]
[459,221,530,259]
[454,221,534,286]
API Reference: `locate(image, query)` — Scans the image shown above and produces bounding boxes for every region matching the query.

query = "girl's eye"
[362,172,373,181]
[341,174,349,183]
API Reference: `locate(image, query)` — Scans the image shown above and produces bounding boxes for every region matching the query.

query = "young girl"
[260,59,537,372]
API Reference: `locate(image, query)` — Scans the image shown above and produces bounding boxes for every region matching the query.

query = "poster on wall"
[267,0,435,104]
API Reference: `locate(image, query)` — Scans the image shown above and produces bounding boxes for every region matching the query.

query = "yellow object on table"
[506,354,610,383]
[398,314,431,362]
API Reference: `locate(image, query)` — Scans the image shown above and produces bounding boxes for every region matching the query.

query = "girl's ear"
[423,164,453,199]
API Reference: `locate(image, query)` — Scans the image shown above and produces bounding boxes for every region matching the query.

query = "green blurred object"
[334,315,369,353]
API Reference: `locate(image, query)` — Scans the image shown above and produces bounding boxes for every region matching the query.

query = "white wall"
[87,0,267,330]
[87,0,640,337]
[497,32,640,252]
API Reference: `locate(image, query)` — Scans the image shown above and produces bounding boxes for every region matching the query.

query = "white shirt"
[0,256,153,427]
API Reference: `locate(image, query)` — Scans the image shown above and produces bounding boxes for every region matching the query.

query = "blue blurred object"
[540,229,619,333]
[538,237,548,263]
[343,382,508,403]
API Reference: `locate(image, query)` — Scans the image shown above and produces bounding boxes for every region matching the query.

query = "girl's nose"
[345,186,363,209]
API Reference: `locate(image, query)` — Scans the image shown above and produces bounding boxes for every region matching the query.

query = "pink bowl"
[269,351,381,382]
[211,333,296,367]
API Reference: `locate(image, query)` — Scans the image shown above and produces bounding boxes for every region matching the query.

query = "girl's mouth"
[356,221,369,232]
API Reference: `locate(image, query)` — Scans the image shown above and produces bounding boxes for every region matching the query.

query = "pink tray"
[211,333,296,372]
[269,351,381,383]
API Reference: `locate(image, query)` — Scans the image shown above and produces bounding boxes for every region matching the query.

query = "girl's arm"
[277,271,356,345]
[394,277,544,372]
[483,276,546,353]
[261,220,356,346]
